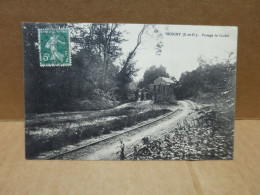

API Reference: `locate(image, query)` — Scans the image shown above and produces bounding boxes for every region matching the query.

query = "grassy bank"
[26,104,172,159]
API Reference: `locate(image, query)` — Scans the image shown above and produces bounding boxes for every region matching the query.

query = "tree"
[23,23,125,113]
[116,25,148,100]
[176,55,236,101]
[93,24,124,87]
[69,23,125,89]
[23,23,168,112]
[138,65,170,88]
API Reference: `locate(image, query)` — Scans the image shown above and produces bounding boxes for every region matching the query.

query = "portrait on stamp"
[23,23,237,160]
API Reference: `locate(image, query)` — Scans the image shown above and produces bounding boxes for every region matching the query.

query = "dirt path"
[55,100,197,160]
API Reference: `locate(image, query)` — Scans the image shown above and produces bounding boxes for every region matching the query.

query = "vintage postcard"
[23,23,237,160]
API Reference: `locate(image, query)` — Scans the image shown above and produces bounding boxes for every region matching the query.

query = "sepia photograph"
[23,23,237,160]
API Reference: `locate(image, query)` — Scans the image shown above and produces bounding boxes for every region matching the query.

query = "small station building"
[149,77,176,95]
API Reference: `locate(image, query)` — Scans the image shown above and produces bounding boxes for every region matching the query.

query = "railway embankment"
[26,100,176,159]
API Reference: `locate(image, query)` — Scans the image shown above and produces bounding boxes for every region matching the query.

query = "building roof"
[161,77,175,83]
[154,77,175,85]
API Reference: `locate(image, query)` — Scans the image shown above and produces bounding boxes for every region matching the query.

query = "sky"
[117,24,238,81]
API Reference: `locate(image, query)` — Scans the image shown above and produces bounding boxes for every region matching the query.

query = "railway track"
[46,108,181,160]
[125,106,198,159]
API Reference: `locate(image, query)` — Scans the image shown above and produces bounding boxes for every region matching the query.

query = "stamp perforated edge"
[38,28,72,67]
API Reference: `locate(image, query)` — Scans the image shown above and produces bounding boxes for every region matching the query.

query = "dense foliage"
[175,61,236,103]
[138,65,175,88]
[23,23,143,114]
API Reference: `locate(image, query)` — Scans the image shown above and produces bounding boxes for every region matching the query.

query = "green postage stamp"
[38,29,71,66]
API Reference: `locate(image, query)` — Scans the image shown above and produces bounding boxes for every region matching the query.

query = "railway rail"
[46,108,181,160]
[125,107,198,159]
